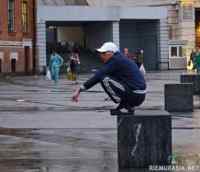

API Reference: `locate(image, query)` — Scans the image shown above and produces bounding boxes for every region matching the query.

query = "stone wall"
[87,0,173,6]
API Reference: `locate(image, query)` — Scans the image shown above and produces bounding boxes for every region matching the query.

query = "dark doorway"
[195,9,200,47]
[11,59,16,72]
[46,21,112,73]
[120,20,158,71]
[139,36,157,71]
[24,46,30,73]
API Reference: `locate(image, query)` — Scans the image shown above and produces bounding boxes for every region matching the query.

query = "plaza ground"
[0,70,200,172]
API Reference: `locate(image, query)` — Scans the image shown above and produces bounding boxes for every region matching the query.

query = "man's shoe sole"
[110,109,135,116]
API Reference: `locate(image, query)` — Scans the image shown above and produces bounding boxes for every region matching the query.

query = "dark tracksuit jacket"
[83,52,146,92]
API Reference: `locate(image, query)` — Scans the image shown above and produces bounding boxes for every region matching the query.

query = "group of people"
[48,46,145,84]
[46,43,200,114]
[189,47,200,73]
[48,49,80,84]
[123,47,146,75]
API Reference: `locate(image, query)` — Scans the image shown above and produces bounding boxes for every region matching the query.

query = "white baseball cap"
[96,42,119,53]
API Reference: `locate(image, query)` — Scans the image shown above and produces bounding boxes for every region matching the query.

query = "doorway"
[11,59,16,73]
[24,46,30,73]
[120,20,158,71]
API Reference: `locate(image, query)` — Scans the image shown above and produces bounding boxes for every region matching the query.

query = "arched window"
[22,0,28,32]
[11,58,16,72]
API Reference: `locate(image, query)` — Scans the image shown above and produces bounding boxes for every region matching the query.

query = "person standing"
[135,49,144,68]
[49,50,64,84]
[194,47,200,73]
[72,42,146,114]
[189,49,196,70]
[69,51,80,82]
[74,48,81,81]
[135,49,146,76]
[123,48,133,60]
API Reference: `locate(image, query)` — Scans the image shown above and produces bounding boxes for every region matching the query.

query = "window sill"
[8,32,17,36]
[170,56,186,58]
[23,32,30,36]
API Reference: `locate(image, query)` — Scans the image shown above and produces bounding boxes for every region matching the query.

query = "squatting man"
[72,42,146,113]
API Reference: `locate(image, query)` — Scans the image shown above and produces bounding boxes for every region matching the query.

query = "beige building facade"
[37,0,168,72]
[37,0,200,71]
[86,0,200,69]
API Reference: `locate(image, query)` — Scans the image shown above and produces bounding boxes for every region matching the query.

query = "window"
[11,58,16,72]
[0,18,2,32]
[0,7,2,32]
[171,47,177,57]
[170,46,185,58]
[22,0,28,32]
[8,0,15,32]
[10,52,18,72]
[179,47,183,57]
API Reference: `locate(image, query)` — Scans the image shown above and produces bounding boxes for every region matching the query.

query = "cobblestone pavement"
[0,70,200,172]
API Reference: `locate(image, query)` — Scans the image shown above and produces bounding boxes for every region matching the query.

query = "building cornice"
[0,40,32,47]
[37,6,168,22]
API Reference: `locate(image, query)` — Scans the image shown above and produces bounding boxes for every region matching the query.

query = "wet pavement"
[0,70,200,171]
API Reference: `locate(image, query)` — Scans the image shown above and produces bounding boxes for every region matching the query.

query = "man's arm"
[72,60,116,102]
[83,60,116,90]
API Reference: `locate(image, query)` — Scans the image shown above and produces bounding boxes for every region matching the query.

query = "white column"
[36,22,46,73]
[159,19,169,70]
[112,21,120,48]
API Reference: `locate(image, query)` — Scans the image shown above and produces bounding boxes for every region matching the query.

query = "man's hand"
[72,87,81,102]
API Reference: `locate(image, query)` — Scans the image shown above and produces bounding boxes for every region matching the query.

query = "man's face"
[124,48,129,55]
[99,52,113,63]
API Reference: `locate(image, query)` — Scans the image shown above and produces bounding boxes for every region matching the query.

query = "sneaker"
[110,108,135,116]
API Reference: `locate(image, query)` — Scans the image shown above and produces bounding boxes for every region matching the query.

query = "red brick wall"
[0,0,34,40]
[0,0,35,74]
[0,47,33,73]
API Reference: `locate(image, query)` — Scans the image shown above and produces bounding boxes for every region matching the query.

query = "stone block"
[165,83,193,112]
[180,74,200,95]
[117,110,171,169]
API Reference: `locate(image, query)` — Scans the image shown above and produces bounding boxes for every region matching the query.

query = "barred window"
[22,0,28,32]
[8,0,15,32]
[0,7,2,31]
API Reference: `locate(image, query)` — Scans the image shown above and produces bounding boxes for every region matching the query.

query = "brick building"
[0,0,36,74]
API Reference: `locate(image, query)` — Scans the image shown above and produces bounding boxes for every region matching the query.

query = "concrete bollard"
[116,110,172,169]
[165,83,193,112]
[180,73,200,95]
